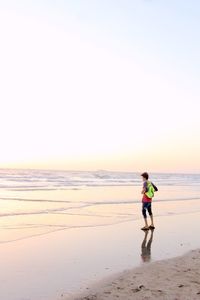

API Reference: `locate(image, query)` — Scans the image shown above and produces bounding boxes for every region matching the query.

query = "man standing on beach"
[141,172,157,230]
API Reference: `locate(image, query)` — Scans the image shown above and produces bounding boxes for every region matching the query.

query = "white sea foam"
[0,169,199,190]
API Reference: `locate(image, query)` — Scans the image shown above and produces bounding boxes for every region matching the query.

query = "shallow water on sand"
[0,184,200,244]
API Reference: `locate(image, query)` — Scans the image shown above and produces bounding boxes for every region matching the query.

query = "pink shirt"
[142,194,152,203]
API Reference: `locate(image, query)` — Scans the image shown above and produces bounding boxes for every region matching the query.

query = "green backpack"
[145,181,158,198]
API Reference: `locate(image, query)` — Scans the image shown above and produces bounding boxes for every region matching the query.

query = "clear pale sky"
[0,0,199,172]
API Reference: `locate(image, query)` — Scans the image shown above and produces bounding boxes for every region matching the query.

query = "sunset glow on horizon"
[0,1,199,173]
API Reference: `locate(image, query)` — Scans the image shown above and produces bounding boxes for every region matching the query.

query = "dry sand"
[67,249,200,300]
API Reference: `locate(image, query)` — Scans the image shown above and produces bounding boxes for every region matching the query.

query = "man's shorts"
[142,202,152,218]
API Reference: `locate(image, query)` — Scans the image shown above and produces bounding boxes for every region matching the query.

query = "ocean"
[0,169,200,189]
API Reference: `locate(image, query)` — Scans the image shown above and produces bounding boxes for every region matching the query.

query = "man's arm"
[141,181,148,194]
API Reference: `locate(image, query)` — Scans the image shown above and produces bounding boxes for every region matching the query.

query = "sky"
[0,0,199,173]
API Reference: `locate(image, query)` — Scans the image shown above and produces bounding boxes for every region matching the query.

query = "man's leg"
[150,215,154,227]
[144,217,148,227]
[147,204,154,227]
[142,203,149,229]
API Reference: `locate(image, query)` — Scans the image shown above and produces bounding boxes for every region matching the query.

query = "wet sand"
[68,249,200,300]
[64,211,200,300]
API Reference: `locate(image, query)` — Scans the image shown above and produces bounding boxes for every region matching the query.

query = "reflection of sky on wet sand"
[0,187,137,244]
[0,212,200,300]
[0,185,200,244]
[0,185,199,299]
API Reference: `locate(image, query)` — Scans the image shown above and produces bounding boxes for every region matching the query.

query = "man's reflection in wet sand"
[141,229,154,262]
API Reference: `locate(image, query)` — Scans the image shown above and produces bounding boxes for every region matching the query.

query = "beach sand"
[67,248,200,300]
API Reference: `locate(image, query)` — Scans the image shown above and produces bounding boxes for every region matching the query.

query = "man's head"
[141,172,149,181]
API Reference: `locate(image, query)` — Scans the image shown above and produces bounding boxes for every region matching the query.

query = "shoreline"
[61,210,200,300]
[65,248,200,300]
